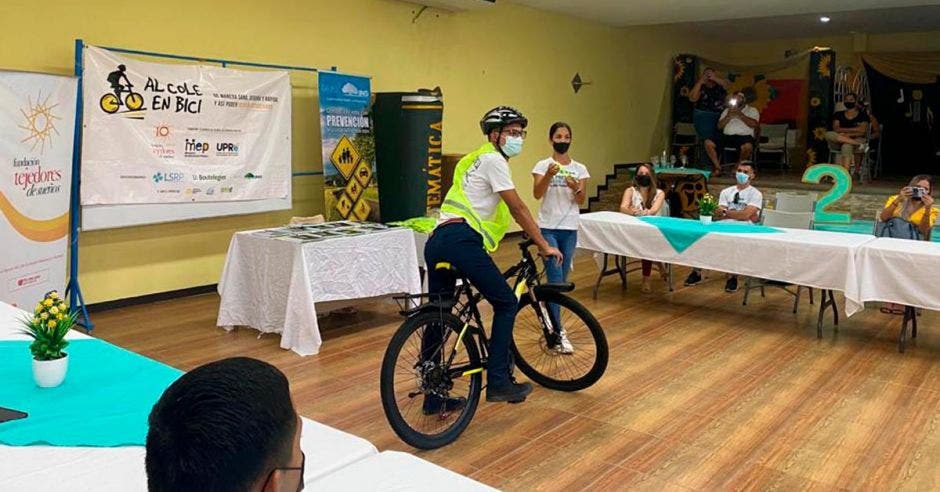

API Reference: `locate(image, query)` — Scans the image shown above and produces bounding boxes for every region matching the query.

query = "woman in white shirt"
[532,122,590,290]
[619,163,666,293]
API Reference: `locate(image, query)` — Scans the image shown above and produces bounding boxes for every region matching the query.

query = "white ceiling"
[512,0,940,28]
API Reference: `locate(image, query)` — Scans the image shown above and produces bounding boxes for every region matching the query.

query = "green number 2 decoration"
[802,164,852,224]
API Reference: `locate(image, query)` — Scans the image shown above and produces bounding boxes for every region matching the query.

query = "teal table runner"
[639,216,780,253]
[0,338,182,447]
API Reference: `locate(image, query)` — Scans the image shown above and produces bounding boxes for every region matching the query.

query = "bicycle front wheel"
[380,311,482,449]
[512,290,608,391]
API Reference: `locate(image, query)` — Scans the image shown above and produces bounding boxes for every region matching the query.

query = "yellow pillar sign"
[330,136,361,180]
[352,198,371,221]
[353,160,373,188]
[344,178,363,202]
[335,193,354,217]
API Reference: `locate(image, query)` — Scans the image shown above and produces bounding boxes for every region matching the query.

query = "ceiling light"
[819,16,831,23]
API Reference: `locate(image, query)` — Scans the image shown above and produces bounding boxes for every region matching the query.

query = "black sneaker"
[725,276,738,293]
[684,270,702,287]
[422,395,467,416]
[486,381,533,403]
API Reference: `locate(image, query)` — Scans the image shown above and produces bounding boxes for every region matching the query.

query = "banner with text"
[0,71,76,309]
[81,45,291,205]
[319,71,378,221]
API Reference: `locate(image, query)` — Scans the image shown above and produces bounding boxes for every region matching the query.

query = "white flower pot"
[700,215,713,225]
[33,354,69,388]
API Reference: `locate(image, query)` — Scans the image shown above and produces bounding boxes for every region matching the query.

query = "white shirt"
[532,158,590,230]
[629,187,665,215]
[439,151,515,224]
[719,184,763,212]
[720,105,760,137]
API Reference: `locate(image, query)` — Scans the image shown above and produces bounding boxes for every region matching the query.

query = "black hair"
[844,92,858,100]
[737,161,756,173]
[549,121,572,139]
[146,357,297,492]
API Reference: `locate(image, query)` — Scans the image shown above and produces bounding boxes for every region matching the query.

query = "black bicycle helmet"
[479,106,528,135]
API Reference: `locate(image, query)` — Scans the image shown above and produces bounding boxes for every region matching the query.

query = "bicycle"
[380,238,608,449]
[100,83,144,114]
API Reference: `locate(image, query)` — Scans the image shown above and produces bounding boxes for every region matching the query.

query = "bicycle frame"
[437,240,555,381]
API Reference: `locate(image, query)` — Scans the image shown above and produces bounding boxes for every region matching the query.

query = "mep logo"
[184,138,209,156]
[153,172,184,183]
[244,172,262,180]
[341,82,369,98]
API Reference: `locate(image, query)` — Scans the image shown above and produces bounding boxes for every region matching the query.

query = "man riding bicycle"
[106,64,132,107]
[424,106,564,409]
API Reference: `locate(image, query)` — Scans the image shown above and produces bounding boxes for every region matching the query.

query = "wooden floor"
[89,238,940,491]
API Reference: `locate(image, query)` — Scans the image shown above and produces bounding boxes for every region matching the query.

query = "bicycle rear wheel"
[380,310,482,449]
[511,290,608,391]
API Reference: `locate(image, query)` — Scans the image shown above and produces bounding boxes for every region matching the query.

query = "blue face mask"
[501,136,524,158]
[735,172,750,185]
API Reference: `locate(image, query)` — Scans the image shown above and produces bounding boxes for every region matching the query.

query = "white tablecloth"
[310,451,496,491]
[578,212,876,316]
[857,238,940,311]
[0,419,378,492]
[217,228,422,355]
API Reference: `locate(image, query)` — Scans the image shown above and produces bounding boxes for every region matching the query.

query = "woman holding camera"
[879,174,937,240]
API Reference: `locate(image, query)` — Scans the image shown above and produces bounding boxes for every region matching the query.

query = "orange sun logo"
[19,91,61,154]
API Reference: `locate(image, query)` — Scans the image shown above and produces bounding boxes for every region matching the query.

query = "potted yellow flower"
[19,291,76,388]
[698,194,718,225]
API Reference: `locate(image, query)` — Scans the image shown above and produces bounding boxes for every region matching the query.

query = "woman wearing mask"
[619,163,666,293]
[532,122,590,311]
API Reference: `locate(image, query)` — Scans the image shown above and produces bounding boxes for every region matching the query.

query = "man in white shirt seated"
[718,92,760,163]
[684,162,763,293]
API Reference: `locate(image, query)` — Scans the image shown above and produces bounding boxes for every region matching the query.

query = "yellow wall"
[0,0,708,303]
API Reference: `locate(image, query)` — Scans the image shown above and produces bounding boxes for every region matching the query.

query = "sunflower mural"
[728,73,776,112]
[671,54,698,126]
[817,54,833,78]
[813,126,828,141]
[806,148,818,167]
[806,50,835,170]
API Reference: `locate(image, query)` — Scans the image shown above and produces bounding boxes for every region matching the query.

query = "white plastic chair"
[742,209,815,312]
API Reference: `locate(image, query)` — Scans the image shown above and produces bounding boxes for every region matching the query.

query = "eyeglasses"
[262,451,306,492]
[502,129,527,138]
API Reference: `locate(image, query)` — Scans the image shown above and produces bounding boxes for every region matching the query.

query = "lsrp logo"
[153,172,184,183]
[99,64,145,115]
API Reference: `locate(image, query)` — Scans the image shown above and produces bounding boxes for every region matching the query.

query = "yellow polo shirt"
[884,195,938,228]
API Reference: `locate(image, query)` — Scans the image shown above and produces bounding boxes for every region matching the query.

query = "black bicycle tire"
[511,291,608,391]
[380,311,482,449]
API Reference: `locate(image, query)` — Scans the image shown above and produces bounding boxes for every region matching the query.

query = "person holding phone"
[532,122,589,351]
[718,92,760,163]
[880,174,937,240]
[689,67,731,175]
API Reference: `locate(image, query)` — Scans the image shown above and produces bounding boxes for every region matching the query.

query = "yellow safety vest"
[440,142,511,252]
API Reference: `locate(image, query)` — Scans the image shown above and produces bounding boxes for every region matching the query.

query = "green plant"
[699,193,718,217]
[19,291,75,361]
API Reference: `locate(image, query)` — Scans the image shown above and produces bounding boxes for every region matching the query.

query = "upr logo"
[100,64,145,114]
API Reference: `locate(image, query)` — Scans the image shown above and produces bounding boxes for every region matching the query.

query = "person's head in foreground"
[146,357,304,492]
[480,105,528,159]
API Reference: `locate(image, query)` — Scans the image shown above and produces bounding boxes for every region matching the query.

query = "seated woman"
[879,174,936,314]
[880,174,937,240]
[619,163,666,293]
